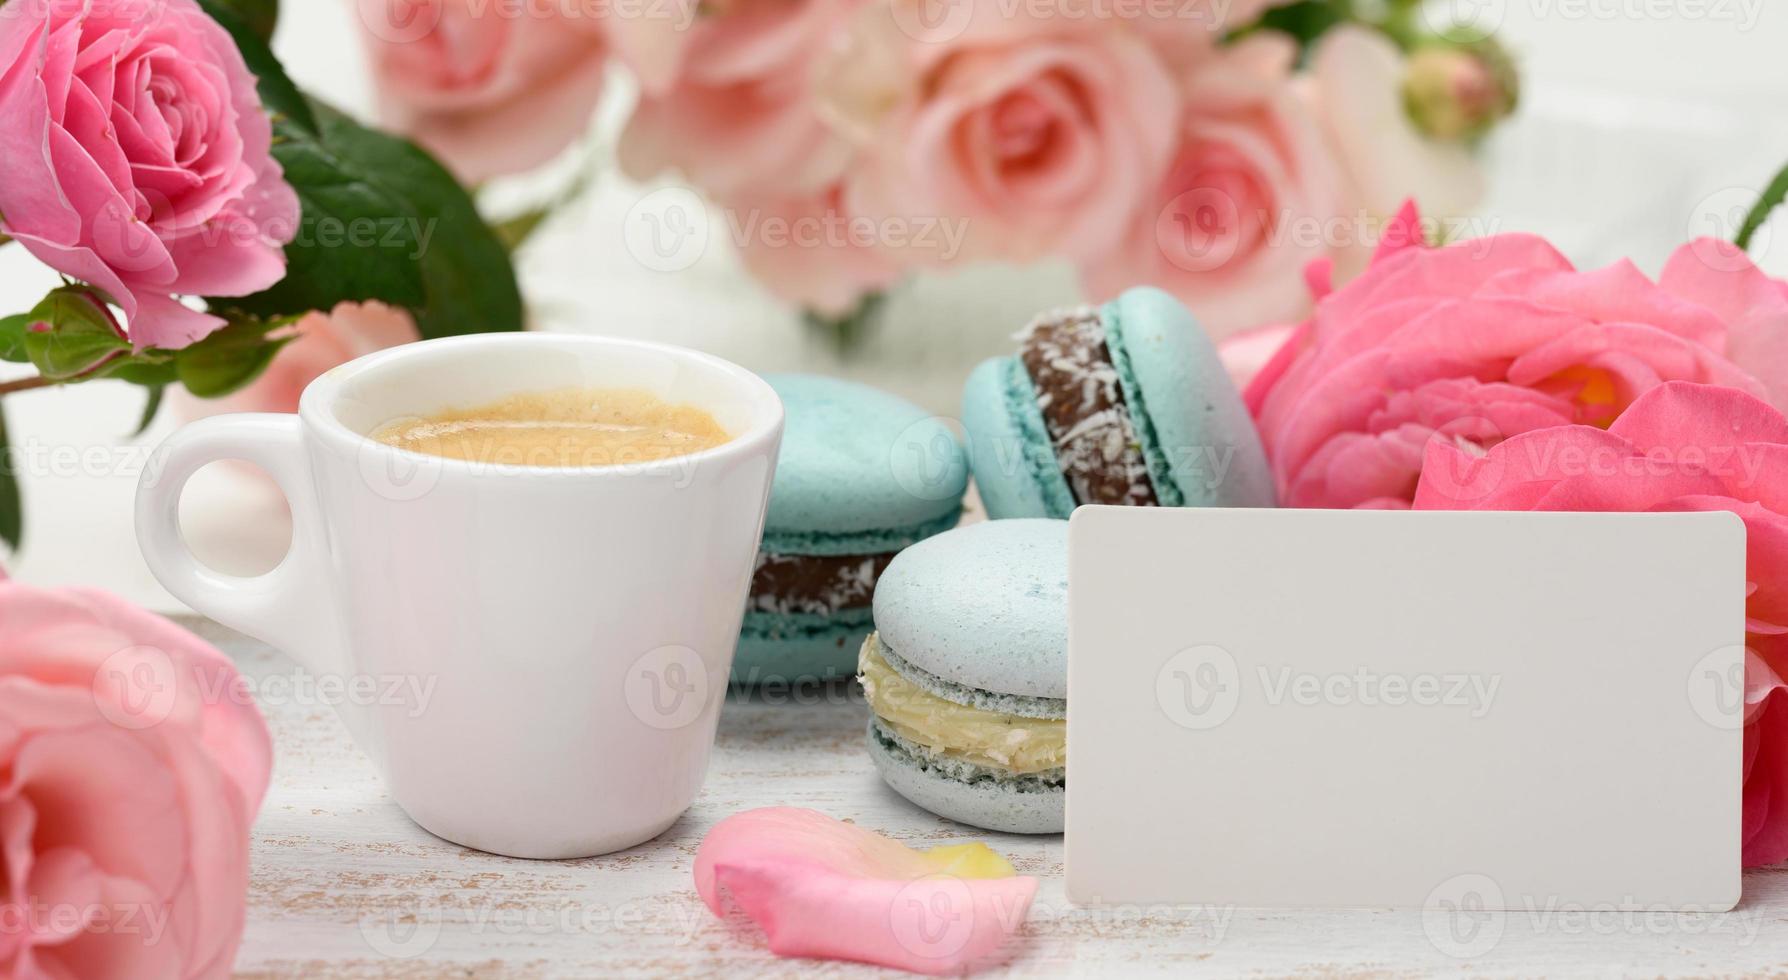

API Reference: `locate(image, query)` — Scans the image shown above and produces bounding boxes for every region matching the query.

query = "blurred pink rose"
[618,0,858,198]
[724,186,903,316]
[359,0,608,183]
[0,581,272,977]
[1412,382,1788,866]
[1218,322,1297,393]
[0,0,299,349]
[1304,26,1485,225]
[1249,205,1788,509]
[1080,33,1345,339]
[835,7,1179,267]
[179,301,418,418]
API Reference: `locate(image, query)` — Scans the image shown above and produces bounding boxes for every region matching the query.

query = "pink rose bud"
[1402,42,1518,142]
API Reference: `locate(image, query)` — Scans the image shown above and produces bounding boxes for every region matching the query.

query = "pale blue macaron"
[961,286,1275,518]
[862,519,1067,834]
[735,374,968,685]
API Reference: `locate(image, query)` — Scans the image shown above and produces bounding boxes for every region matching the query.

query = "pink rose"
[617,0,858,198]
[1304,26,1485,223]
[1411,382,1788,866]
[1080,33,1345,339]
[358,0,608,183]
[177,300,418,417]
[0,0,299,349]
[0,581,272,977]
[723,186,903,316]
[835,8,1179,267]
[1249,205,1788,509]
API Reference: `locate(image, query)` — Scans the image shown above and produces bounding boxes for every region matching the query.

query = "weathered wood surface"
[200,617,1788,978]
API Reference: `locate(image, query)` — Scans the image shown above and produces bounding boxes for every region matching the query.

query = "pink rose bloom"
[723,186,903,316]
[359,0,608,183]
[1080,33,1345,339]
[834,6,1179,267]
[0,581,272,977]
[1249,205,1788,509]
[1412,382,1788,866]
[177,301,418,417]
[1303,26,1485,223]
[0,0,299,349]
[618,0,858,198]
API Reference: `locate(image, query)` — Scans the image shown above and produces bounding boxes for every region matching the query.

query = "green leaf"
[1736,162,1788,252]
[132,384,167,437]
[175,316,295,398]
[227,127,429,315]
[0,402,20,552]
[492,206,554,254]
[801,290,888,357]
[1236,0,1350,49]
[199,0,521,339]
[205,0,279,42]
[22,287,129,380]
[308,102,524,339]
[0,315,27,363]
[198,0,311,132]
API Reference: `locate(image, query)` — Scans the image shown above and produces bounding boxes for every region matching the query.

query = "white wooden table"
[205,616,1786,977]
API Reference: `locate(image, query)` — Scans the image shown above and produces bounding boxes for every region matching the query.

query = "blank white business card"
[1067,508,1745,910]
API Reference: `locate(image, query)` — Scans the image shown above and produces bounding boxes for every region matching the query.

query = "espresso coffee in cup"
[370,388,732,468]
[135,334,784,859]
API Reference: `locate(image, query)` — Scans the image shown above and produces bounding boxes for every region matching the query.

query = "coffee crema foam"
[370,388,732,468]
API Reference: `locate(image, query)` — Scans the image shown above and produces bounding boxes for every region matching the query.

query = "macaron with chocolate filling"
[860,519,1067,835]
[961,286,1275,519]
[734,375,968,685]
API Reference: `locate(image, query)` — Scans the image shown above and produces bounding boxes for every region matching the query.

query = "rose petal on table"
[694,807,1037,975]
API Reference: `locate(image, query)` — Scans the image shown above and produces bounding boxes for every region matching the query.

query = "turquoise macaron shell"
[1104,287,1276,508]
[961,358,1076,521]
[872,519,1068,700]
[735,608,874,685]
[760,374,969,555]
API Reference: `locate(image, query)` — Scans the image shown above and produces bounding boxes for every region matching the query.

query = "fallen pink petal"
[694,807,1038,974]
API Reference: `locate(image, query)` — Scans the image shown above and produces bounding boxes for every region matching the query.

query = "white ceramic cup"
[135,334,784,859]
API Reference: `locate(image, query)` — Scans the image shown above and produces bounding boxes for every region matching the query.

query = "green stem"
[1735,162,1788,252]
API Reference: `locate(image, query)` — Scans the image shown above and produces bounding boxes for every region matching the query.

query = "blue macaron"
[859,519,1067,834]
[962,286,1275,518]
[735,374,969,685]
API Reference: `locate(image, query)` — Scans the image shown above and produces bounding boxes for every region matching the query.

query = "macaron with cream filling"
[859,519,1067,834]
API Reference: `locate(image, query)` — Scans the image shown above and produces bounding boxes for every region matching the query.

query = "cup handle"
[136,414,342,676]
